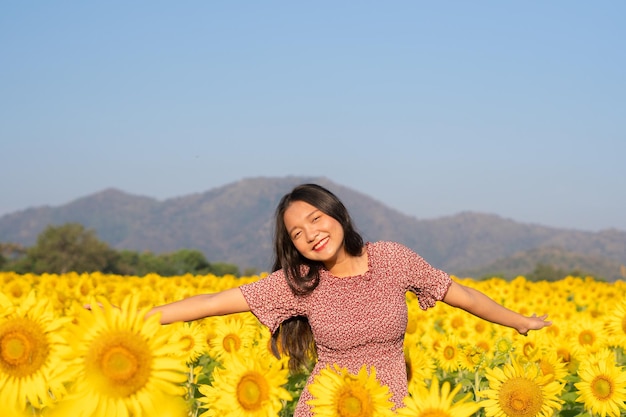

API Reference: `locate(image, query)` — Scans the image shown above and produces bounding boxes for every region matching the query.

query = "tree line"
[0,223,243,277]
[1,223,613,282]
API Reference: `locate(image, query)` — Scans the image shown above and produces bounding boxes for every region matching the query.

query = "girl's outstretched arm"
[442,281,551,335]
[145,287,251,324]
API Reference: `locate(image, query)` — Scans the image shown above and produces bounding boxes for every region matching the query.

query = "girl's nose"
[305,227,319,243]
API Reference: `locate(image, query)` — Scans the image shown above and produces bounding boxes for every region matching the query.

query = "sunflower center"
[579,330,595,346]
[475,322,487,333]
[539,359,556,381]
[79,282,91,296]
[88,331,152,397]
[101,346,139,382]
[522,342,536,358]
[591,375,613,400]
[0,318,48,377]
[443,346,456,360]
[465,349,482,366]
[546,325,560,337]
[451,317,464,329]
[180,335,194,352]
[223,334,241,352]
[236,372,269,410]
[477,341,490,353]
[2,331,31,366]
[498,376,543,417]
[496,339,512,354]
[337,384,373,417]
[556,348,571,363]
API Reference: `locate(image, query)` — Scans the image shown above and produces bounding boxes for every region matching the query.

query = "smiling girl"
[143,183,551,416]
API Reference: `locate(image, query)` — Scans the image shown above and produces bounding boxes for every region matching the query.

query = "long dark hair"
[270,183,364,372]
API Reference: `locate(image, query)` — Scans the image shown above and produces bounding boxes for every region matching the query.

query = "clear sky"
[1,2,624,232]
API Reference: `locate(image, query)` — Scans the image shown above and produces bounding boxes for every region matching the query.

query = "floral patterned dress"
[239,241,452,416]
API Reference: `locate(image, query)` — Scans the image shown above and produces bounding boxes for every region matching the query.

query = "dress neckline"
[322,242,373,281]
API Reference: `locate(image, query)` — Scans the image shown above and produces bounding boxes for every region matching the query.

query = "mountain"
[1,176,625,280]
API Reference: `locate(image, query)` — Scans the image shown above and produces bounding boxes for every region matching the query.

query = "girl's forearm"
[443,282,550,335]
[463,288,529,331]
[146,294,215,324]
[146,287,251,324]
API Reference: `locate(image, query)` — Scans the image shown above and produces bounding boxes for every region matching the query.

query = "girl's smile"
[313,236,329,252]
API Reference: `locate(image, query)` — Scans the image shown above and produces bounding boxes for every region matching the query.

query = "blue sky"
[1,2,624,231]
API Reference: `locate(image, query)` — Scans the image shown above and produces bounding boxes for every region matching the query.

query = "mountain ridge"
[1,176,625,280]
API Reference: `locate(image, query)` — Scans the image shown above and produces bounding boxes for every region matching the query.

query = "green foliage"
[114,250,171,276]
[168,249,212,275]
[0,223,239,276]
[13,223,118,274]
[210,262,240,277]
[278,370,308,417]
[526,262,591,282]
[116,249,217,277]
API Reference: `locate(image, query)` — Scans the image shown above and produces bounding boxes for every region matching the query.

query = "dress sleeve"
[239,270,304,333]
[385,241,452,310]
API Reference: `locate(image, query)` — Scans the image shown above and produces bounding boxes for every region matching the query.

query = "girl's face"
[283,200,345,265]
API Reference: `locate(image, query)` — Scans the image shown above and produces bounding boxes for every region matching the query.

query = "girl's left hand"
[519,313,551,336]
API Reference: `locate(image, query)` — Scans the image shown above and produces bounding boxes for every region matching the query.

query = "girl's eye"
[292,231,301,240]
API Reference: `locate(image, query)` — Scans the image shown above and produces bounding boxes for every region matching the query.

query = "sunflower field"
[2,271,626,417]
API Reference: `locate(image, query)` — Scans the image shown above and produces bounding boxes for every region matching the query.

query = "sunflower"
[255,324,289,369]
[405,342,436,394]
[535,350,569,385]
[605,298,626,350]
[0,290,75,411]
[458,343,487,372]
[4,403,29,417]
[53,294,189,417]
[574,348,626,417]
[206,315,258,360]
[307,363,395,417]
[397,376,482,417]
[493,336,514,356]
[197,347,291,417]
[512,331,543,362]
[170,321,209,365]
[73,273,98,299]
[550,336,580,374]
[3,274,32,305]
[433,334,462,373]
[480,354,564,417]
[569,314,609,356]
[443,311,471,341]
[405,299,421,337]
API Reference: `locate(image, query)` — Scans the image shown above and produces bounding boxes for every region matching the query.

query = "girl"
[145,183,551,416]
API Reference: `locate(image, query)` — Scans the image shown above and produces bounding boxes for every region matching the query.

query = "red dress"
[239,241,452,416]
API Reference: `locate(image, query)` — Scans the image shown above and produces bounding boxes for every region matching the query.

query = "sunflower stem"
[188,363,198,417]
